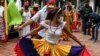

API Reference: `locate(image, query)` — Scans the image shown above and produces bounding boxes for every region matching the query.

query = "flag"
[14,38,91,56]
[80,48,91,56]
[14,38,39,56]
[8,0,22,26]
[4,0,8,35]
[14,43,24,56]
[16,0,22,11]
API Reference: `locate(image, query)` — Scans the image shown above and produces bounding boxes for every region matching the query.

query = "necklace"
[50,22,61,34]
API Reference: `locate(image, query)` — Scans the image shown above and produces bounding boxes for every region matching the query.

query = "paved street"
[0,32,100,56]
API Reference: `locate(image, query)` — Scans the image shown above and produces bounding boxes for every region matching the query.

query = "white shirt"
[40,21,66,44]
[22,10,31,22]
[31,5,47,22]
[0,6,4,17]
[31,5,48,37]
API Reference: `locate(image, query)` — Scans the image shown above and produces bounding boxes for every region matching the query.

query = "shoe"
[88,34,91,36]
[93,39,97,42]
[83,33,87,35]
[89,38,94,40]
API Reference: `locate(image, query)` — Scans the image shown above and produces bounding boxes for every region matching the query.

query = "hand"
[14,25,22,31]
[80,44,85,47]
[19,35,27,39]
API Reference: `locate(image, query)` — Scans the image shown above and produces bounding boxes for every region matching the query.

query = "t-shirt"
[31,5,47,22]
[22,10,31,22]
[31,5,48,37]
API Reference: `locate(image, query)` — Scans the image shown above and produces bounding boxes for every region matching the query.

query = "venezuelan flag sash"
[14,38,91,56]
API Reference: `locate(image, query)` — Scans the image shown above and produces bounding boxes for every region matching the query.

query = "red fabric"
[80,47,91,56]
[46,0,55,5]
[30,10,39,36]
[44,51,51,56]
[72,21,81,29]
[31,10,36,16]
[14,43,24,56]
[31,22,39,36]
[72,11,81,30]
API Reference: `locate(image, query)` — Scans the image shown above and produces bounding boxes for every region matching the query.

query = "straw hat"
[47,0,55,8]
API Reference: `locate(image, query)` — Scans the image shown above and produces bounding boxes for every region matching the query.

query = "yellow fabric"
[4,0,8,35]
[31,39,71,56]
[65,10,72,33]
[61,10,73,40]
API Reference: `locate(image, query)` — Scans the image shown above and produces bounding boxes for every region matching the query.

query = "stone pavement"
[0,32,100,56]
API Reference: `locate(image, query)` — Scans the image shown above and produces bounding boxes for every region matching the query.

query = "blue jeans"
[92,23,100,41]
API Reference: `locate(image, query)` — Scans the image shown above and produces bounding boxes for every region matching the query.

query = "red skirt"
[0,17,7,42]
[72,20,81,30]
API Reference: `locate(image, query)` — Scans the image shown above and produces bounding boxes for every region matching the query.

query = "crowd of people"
[8,0,99,42]
[0,0,100,56]
[14,0,84,56]
[14,0,82,40]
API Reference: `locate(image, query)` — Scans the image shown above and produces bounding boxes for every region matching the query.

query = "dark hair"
[0,1,3,5]
[46,8,62,20]
[25,5,29,10]
[33,7,39,11]
[85,0,89,3]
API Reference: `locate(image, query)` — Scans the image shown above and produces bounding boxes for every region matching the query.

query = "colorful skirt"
[14,37,91,56]
[0,17,7,41]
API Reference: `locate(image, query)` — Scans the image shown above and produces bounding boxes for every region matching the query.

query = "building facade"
[76,0,100,13]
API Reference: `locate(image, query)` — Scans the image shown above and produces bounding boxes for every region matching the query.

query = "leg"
[90,26,95,40]
[87,27,91,35]
[94,23,100,42]
[83,24,87,35]
[82,20,86,35]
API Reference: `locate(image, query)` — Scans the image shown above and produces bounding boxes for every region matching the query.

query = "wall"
[89,0,95,12]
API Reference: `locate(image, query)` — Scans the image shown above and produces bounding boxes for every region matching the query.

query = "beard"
[33,7,38,11]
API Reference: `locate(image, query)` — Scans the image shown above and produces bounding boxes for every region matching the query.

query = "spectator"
[30,3,39,37]
[14,0,56,39]
[89,13,100,42]
[0,1,7,42]
[20,5,31,38]
[79,1,93,35]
